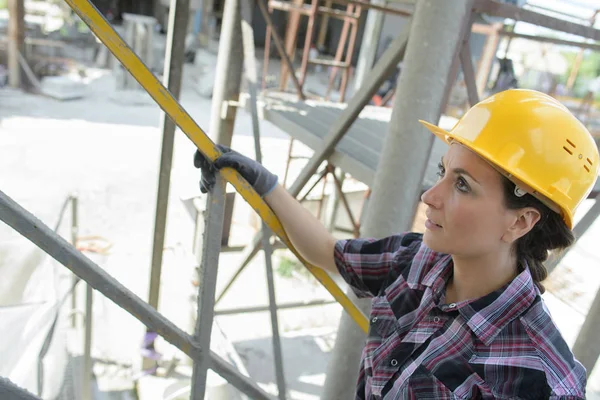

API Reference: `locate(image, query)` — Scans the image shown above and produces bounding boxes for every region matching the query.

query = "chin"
[423,230,450,254]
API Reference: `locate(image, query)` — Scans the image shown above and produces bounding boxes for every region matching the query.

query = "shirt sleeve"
[334,232,423,298]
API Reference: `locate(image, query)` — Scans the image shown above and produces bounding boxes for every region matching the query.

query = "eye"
[455,177,470,193]
[436,162,445,179]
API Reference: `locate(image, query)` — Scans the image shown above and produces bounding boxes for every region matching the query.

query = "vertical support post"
[298,0,319,87]
[321,2,474,398]
[324,168,345,232]
[354,0,387,91]
[145,0,190,369]
[573,229,600,376]
[147,0,190,310]
[459,37,480,107]
[241,1,287,397]
[547,193,600,275]
[82,284,93,400]
[475,23,501,98]
[566,10,599,92]
[209,0,243,145]
[8,0,25,88]
[279,0,304,91]
[190,177,226,399]
[192,0,243,393]
[71,195,79,328]
[316,0,333,50]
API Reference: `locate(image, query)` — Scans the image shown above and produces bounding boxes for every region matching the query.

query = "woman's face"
[421,143,517,258]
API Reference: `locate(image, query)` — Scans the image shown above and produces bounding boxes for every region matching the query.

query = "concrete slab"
[40,76,86,101]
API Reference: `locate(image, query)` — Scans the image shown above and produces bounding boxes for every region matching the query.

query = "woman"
[195,89,599,399]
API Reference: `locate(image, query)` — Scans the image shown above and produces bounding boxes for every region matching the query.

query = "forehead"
[443,143,502,181]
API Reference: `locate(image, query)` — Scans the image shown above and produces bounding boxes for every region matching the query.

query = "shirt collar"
[422,257,538,346]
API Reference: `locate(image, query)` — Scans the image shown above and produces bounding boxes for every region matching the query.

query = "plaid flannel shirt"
[334,232,586,400]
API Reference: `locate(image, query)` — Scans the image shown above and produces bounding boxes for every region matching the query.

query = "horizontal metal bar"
[0,189,272,399]
[215,299,337,316]
[473,0,600,40]
[269,0,311,15]
[318,6,360,20]
[308,59,350,67]
[500,30,600,51]
[331,0,412,17]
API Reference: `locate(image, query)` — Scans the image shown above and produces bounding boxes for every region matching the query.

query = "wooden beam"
[8,0,25,88]
[473,0,600,40]
[331,0,412,17]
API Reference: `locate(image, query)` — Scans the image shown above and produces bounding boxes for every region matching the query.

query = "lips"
[425,213,443,228]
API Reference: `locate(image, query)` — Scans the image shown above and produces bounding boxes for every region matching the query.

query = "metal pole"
[324,168,345,232]
[7,0,25,88]
[353,0,387,91]
[83,284,93,400]
[147,0,190,310]
[459,38,480,107]
[573,250,600,376]
[191,0,244,395]
[241,2,287,397]
[210,0,243,146]
[321,2,474,398]
[71,195,79,328]
[190,178,227,398]
[547,193,600,275]
[316,0,333,49]
[145,0,190,371]
[215,299,337,316]
[0,190,272,400]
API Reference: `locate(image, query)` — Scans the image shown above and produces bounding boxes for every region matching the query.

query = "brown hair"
[502,178,574,293]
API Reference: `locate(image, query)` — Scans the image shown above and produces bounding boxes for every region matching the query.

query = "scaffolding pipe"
[241,1,287,398]
[191,177,227,398]
[321,1,474,398]
[0,189,272,400]
[147,0,190,312]
[7,0,25,88]
[209,0,243,145]
[353,0,387,91]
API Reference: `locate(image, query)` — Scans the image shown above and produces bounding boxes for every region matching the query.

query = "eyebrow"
[440,158,480,184]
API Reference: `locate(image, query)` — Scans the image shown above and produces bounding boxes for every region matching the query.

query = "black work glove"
[193,145,278,197]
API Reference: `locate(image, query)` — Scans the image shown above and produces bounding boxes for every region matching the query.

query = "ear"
[502,207,541,243]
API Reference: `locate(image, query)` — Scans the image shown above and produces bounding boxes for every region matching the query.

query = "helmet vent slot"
[584,165,590,173]
[587,158,593,166]
[563,146,573,155]
[566,139,577,148]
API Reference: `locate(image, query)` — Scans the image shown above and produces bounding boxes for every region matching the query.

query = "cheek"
[446,198,506,246]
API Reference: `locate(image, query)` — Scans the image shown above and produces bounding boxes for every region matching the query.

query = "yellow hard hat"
[419,89,599,229]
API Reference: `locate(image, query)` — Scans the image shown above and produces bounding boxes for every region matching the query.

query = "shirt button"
[371,317,378,324]
[448,303,457,309]
[434,317,441,323]
[390,359,398,367]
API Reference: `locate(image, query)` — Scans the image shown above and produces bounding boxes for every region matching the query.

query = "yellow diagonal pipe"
[64,0,369,334]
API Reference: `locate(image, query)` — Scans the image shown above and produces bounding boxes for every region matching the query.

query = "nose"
[421,182,443,209]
